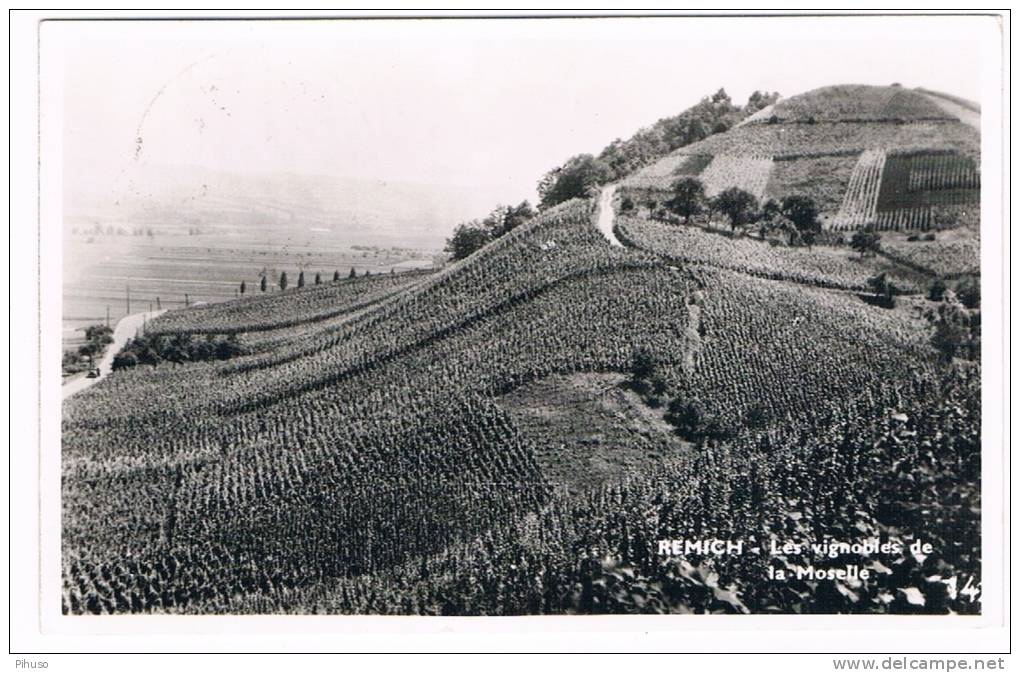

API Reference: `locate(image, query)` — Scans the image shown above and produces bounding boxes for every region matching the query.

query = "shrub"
[955,277,980,308]
[927,279,948,302]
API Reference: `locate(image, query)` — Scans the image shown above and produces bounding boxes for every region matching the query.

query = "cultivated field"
[746,84,956,123]
[63,229,436,348]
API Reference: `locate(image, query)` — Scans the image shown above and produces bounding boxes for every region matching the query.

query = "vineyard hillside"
[622,85,980,232]
[62,83,982,616]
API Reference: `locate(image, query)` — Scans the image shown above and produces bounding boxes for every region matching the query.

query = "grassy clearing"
[766,154,856,213]
[497,373,690,494]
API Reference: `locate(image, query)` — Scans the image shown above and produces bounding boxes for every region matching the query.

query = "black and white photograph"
[8,8,1010,660]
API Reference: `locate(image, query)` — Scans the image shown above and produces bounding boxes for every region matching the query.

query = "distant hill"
[622,85,980,231]
[64,164,499,247]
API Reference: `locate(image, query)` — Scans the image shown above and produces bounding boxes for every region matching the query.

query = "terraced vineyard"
[832,149,887,231]
[879,234,981,277]
[747,84,956,123]
[615,215,923,292]
[147,270,432,336]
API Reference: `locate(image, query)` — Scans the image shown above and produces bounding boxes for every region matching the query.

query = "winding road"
[596,184,624,247]
[62,309,166,400]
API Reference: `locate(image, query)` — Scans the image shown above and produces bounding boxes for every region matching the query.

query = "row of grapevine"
[873,204,979,232]
[657,120,978,163]
[146,270,431,336]
[830,149,886,231]
[876,151,980,224]
[615,215,910,292]
[879,235,980,277]
[751,85,955,124]
[905,152,980,192]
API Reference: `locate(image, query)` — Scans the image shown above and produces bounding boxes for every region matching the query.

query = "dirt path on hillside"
[683,296,703,375]
[921,93,980,131]
[596,184,623,247]
[62,309,166,401]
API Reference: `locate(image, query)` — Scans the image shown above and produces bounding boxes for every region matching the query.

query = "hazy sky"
[51,15,994,208]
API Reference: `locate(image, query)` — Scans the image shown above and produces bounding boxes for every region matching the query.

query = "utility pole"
[126,285,131,315]
[157,297,161,310]
[185,293,190,307]
[106,306,110,328]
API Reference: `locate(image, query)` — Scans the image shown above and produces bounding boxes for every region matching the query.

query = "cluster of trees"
[927,276,980,363]
[151,271,428,337]
[628,346,731,442]
[656,176,822,245]
[851,229,882,257]
[71,224,157,237]
[244,267,384,295]
[929,293,980,363]
[62,324,114,374]
[444,201,536,261]
[112,333,249,370]
[865,273,899,308]
[442,88,781,262]
[537,89,780,210]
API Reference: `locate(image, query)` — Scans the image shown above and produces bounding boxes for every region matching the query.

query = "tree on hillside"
[665,177,707,223]
[628,346,666,399]
[579,88,777,189]
[333,269,340,282]
[745,90,782,115]
[930,296,971,362]
[867,273,897,308]
[239,280,246,295]
[537,154,613,210]
[761,214,797,245]
[111,351,138,371]
[955,276,980,309]
[444,221,492,261]
[928,279,948,302]
[297,271,305,289]
[760,198,781,221]
[781,195,821,235]
[279,271,289,291]
[216,334,248,361]
[260,275,267,293]
[349,267,357,279]
[314,272,322,285]
[77,341,99,365]
[503,201,535,234]
[851,229,881,257]
[480,205,508,238]
[630,346,657,381]
[711,187,759,232]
